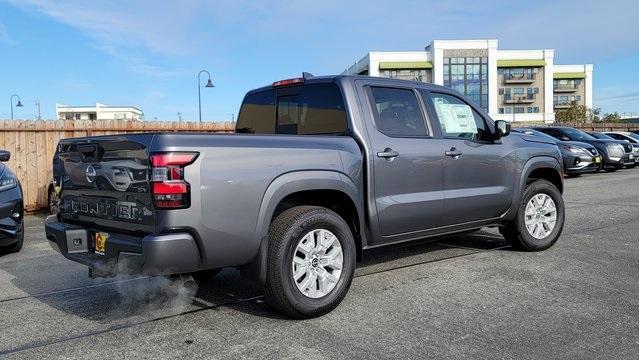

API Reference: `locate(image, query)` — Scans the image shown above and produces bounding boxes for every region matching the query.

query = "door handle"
[445,147,463,158]
[377,148,399,159]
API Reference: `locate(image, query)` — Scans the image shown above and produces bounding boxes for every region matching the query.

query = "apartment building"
[56,103,143,121]
[343,39,593,123]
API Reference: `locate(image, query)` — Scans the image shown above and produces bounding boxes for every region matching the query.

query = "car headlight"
[0,171,17,192]
[605,143,625,158]
[562,145,588,155]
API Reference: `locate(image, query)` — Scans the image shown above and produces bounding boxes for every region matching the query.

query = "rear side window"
[236,83,347,135]
[276,83,347,135]
[236,90,276,134]
[369,87,427,137]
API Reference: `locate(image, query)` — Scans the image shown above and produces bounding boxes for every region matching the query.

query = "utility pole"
[35,100,41,120]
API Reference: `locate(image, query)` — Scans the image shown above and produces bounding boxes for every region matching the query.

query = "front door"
[359,83,446,242]
[425,91,513,227]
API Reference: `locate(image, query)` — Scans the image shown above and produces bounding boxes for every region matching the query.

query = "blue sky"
[1,0,638,121]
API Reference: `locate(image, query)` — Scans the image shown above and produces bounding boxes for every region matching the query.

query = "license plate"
[630,154,635,160]
[594,156,601,164]
[94,232,109,255]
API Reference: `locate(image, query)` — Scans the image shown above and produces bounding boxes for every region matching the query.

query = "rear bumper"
[45,216,201,276]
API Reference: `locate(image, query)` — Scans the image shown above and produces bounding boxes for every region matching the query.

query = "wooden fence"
[0,119,234,212]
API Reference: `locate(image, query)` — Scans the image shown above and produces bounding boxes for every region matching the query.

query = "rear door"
[424,91,512,226]
[357,82,446,242]
[55,134,156,233]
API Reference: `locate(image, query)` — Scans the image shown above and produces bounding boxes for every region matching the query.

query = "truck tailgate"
[54,134,156,234]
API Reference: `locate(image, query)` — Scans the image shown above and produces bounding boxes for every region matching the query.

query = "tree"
[600,112,621,122]
[555,102,589,123]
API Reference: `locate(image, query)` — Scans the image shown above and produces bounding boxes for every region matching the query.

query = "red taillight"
[150,153,197,167]
[150,152,198,209]
[272,78,304,87]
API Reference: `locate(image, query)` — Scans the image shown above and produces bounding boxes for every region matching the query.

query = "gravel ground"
[0,169,637,359]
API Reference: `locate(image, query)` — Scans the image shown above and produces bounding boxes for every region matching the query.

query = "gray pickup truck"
[46,75,565,318]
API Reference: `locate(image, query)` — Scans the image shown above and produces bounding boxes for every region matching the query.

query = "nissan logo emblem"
[85,165,96,183]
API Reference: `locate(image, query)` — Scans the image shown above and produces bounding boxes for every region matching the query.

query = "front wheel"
[501,179,565,251]
[264,206,356,319]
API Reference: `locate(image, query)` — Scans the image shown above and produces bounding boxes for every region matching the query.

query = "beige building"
[56,103,143,121]
[343,39,593,123]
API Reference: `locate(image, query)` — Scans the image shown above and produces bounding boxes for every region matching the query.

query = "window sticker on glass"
[435,103,477,134]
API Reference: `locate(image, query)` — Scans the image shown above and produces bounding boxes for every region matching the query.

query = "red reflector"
[272,78,304,87]
[152,181,188,194]
[150,152,198,167]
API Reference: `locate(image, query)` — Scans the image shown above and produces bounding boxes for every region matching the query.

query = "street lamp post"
[35,100,41,120]
[197,70,214,123]
[10,94,23,121]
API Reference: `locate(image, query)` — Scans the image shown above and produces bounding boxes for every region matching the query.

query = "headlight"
[606,144,625,159]
[0,171,17,191]
[562,145,588,155]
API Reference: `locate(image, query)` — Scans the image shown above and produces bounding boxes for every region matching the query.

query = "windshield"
[625,132,639,142]
[562,128,596,141]
[588,132,613,140]
[517,129,558,142]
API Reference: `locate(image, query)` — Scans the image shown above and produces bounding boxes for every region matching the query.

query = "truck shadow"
[1,228,510,326]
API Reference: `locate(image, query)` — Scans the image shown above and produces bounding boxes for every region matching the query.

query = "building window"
[527,107,539,113]
[499,67,537,80]
[514,107,525,114]
[443,57,488,111]
[74,113,81,120]
[554,79,582,90]
[380,69,431,82]
[89,113,96,120]
[64,113,73,120]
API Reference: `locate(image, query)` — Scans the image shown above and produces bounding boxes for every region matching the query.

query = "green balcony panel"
[379,61,433,70]
[497,59,546,67]
[553,72,587,79]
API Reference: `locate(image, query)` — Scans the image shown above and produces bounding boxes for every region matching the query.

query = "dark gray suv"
[46,75,565,318]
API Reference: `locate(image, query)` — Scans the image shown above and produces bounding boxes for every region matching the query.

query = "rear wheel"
[501,179,565,251]
[264,206,356,319]
[48,185,60,215]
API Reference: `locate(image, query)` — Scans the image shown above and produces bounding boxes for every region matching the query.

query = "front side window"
[369,87,427,137]
[429,92,491,142]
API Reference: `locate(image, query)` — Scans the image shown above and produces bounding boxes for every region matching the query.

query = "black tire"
[500,179,565,251]
[264,206,356,319]
[48,185,60,215]
[605,167,618,172]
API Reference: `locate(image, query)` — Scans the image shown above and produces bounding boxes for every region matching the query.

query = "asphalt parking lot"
[0,170,637,359]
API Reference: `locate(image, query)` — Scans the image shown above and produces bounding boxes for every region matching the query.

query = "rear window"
[236,83,347,135]
[236,89,276,134]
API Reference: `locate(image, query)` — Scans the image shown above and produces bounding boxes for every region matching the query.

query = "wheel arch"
[503,156,563,222]
[249,170,365,285]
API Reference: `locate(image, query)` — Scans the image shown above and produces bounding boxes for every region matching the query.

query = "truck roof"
[246,74,453,95]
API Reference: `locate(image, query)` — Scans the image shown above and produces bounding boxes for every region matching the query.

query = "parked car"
[534,127,633,171]
[585,131,636,168]
[603,131,639,165]
[46,75,566,318]
[0,151,24,254]
[513,129,601,177]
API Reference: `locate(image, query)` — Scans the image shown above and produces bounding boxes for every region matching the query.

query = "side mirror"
[494,120,511,139]
[0,150,10,162]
